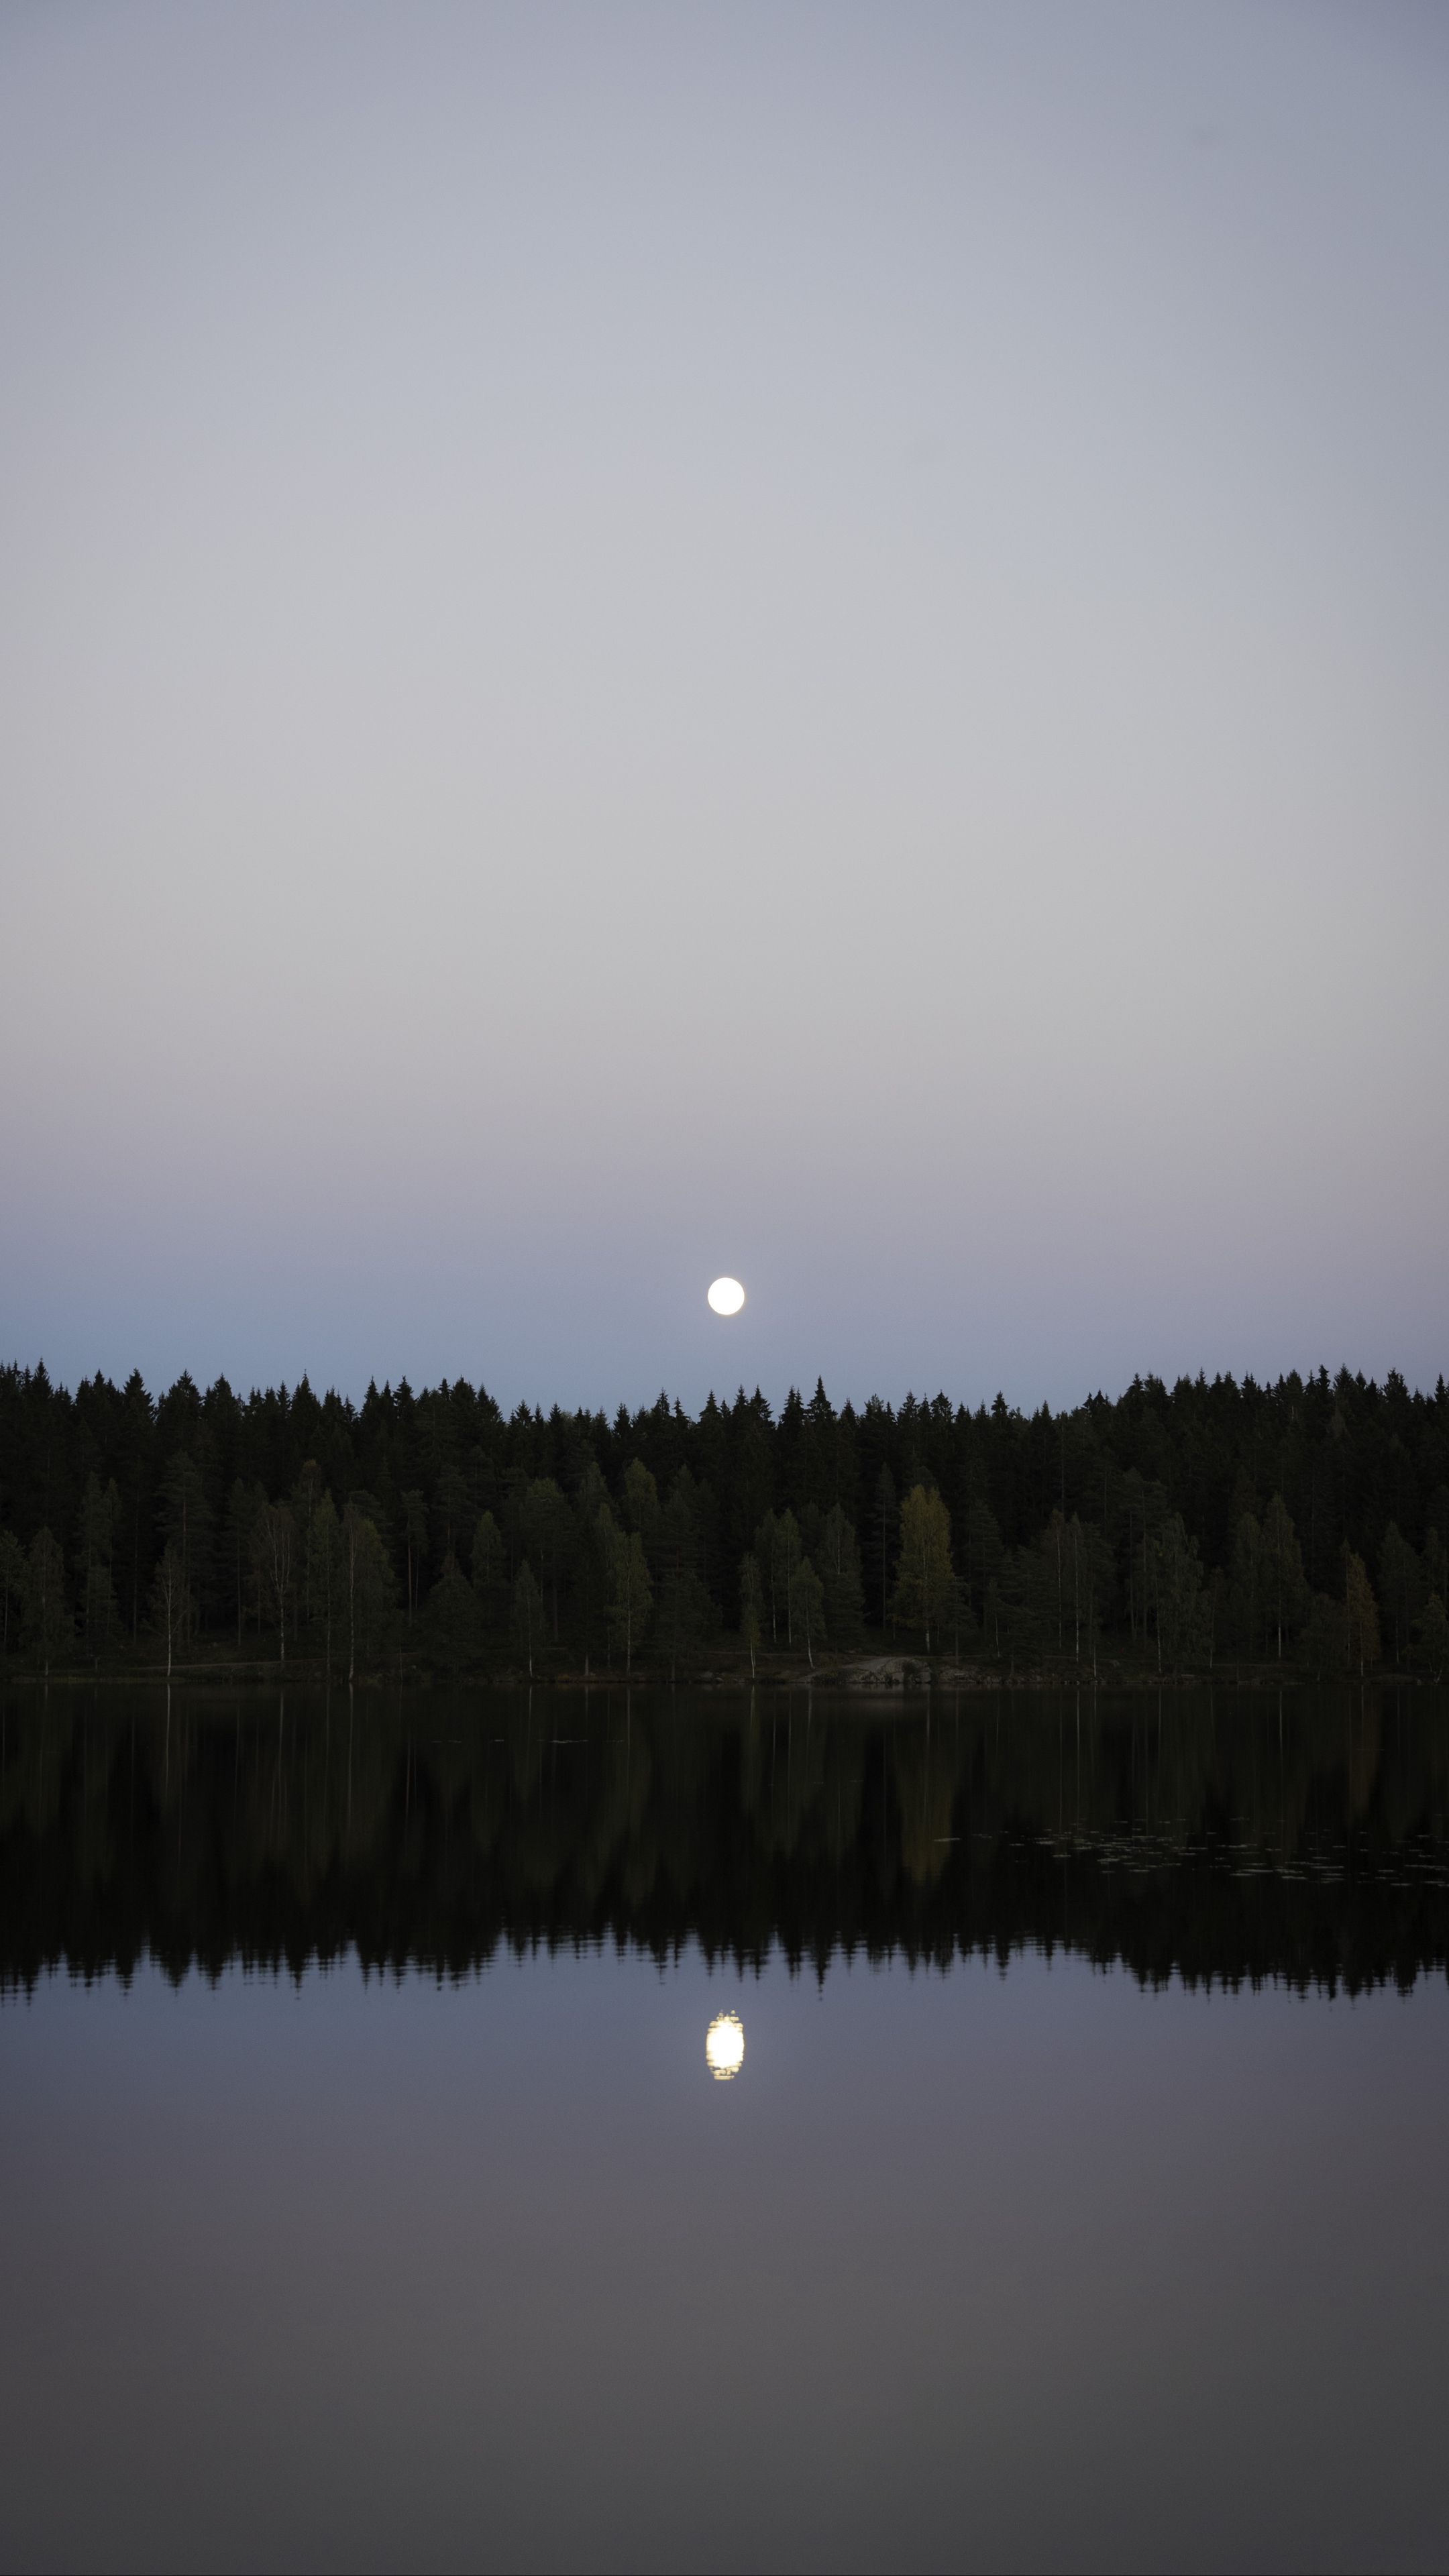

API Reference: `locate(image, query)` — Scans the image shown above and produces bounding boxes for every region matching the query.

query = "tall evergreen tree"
[0,1529,25,1654]
[24,1528,70,1675]
[1343,1546,1381,1676]
[342,1497,394,1684]
[1378,1523,1424,1666]
[470,1509,506,1630]
[307,1491,342,1674]
[76,1473,121,1646]
[870,1466,899,1631]
[400,1490,429,1623]
[817,1503,865,1647]
[1259,1495,1308,1661]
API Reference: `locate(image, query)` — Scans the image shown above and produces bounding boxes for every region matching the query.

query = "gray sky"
[2,1,1446,1409]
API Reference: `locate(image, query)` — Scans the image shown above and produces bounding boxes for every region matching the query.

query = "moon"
[707,1277,745,1316]
[706,2010,745,2080]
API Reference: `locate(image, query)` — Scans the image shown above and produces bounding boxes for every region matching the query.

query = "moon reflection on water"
[705,2011,745,2081]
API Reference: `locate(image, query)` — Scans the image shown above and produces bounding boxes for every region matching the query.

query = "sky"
[2,0,1446,1415]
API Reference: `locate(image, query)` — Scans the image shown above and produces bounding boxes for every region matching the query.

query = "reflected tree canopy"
[2,1686,1447,1998]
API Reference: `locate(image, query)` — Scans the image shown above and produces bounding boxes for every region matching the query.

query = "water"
[2,1684,1448,2572]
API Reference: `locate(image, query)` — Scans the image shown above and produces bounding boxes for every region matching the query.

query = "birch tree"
[253,1499,297,1666]
[790,1554,826,1669]
[513,1560,545,1678]
[892,1487,955,1652]
[149,1542,189,1680]
[739,1552,763,1678]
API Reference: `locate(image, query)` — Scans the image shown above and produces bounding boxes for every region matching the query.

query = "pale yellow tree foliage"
[892,1485,955,1652]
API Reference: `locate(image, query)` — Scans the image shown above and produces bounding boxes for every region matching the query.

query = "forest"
[0,1360,1446,1681]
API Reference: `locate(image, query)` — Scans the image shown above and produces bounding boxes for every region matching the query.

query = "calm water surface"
[2,1684,1447,2573]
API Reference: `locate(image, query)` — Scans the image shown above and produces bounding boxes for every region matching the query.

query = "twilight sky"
[2,1,1446,1412]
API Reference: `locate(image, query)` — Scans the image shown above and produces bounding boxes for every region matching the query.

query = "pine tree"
[425,1553,481,1678]
[570,1466,612,1674]
[293,1461,323,1628]
[252,1499,297,1665]
[1378,1523,1424,1666]
[622,1459,660,1540]
[400,1490,429,1623]
[25,1529,70,1675]
[755,1509,802,1644]
[342,1498,394,1684]
[1413,1591,1448,1680]
[522,1478,574,1644]
[600,1510,652,1673]
[818,1504,865,1646]
[76,1473,121,1647]
[0,1530,25,1654]
[470,1509,506,1630]
[656,1473,713,1680]
[871,1466,899,1631]
[1229,1511,1263,1658]
[225,1480,254,1647]
[1299,1591,1348,1678]
[307,1491,342,1674]
[433,1463,470,1564]
[1151,1513,1208,1672]
[1342,1546,1381,1676]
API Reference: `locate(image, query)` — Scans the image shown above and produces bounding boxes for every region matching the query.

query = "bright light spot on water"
[706,2010,745,2080]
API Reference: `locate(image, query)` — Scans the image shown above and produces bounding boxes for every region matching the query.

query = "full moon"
[706,2010,745,2080]
[707,1277,745,1316]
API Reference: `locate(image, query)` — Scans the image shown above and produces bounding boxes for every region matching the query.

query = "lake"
[2,1683,1447,2572]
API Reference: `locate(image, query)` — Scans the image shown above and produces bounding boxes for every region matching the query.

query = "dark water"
[2,1684,1448,2573]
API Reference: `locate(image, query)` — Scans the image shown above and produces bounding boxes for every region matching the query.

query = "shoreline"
[1,1654,1433,1693]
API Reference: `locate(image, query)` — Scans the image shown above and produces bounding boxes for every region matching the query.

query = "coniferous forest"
[1,1360,1447,1682]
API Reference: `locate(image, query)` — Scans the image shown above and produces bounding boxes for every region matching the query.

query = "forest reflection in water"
[2,1681,1446,1992]
[5,1685,1449,2573]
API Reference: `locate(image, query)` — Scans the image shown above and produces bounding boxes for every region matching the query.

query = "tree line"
[1,1360,1447,1678]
